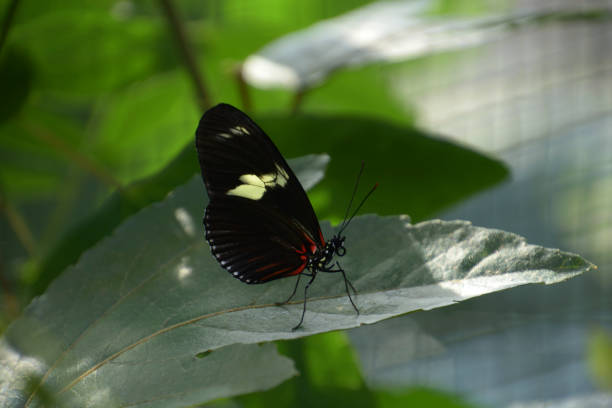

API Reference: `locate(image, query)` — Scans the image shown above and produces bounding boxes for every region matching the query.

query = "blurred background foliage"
[0,0,610,407]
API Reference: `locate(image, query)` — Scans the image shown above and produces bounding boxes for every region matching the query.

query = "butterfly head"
[329,235,346,257]
[312,235,345,271]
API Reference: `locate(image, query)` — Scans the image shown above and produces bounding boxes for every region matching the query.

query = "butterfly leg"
[339,265,359,316]
[276,273,303,306]
[325,262,359,315]
[292,273,317,331]
[322,263,358,296]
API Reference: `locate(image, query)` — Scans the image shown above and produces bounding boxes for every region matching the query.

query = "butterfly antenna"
[338,181,378,235]
[340,161,366,231]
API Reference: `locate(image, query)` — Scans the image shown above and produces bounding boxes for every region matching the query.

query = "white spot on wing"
[274,163,289,187]
[239,174,265,188]
[227,184,265,200]
[230,126,250,136]
[260,173,275,183]
[226,173,265,199]
[218,132,232,139]
[225,164,290,200]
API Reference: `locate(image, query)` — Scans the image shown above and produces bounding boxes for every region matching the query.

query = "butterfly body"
[196,103,362,329]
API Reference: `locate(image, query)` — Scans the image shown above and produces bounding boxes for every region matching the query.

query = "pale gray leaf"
[0,153,593,407]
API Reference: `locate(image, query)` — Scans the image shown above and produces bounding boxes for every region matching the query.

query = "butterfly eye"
[336,246,346,257]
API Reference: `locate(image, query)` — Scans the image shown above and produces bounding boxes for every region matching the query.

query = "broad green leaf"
[297,63,416,124]
[91,71,200,185]
[1,157,592,406]
[376,387,476,408]
[257,114,508,222]
[9,10,170,96]
[7,0,117,23]
[429,0,507,15]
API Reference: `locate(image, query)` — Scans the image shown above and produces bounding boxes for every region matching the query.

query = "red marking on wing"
[300,231,322,255]
[318,229,326,246]
[286,262,307,276]
[256,263,280,273]
[260,260,307,281]
[302,232,315,247]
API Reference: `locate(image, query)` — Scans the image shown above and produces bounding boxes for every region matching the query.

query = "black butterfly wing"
[195,103,325,283]
[204,199,313,283]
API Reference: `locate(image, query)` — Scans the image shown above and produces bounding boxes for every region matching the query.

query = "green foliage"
[0,46,32,123]
[0,107,77,199]
[10,10,172,96]
[299,62,416,125]
[588,327,612,390]
[427,0,509,16]
[0,1,595,406]
[1,0,507,295]
[302,331,363,389]
[90,71,199,184]
[376,388,475,408]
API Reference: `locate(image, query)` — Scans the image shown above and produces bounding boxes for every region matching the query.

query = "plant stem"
[158,0,211,111]
[0,0,20,54]
[235,64,252,113]
[0,193,37,256]
[291,88,307,114]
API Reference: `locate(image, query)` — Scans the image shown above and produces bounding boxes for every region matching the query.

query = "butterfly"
[195,103,376,330]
